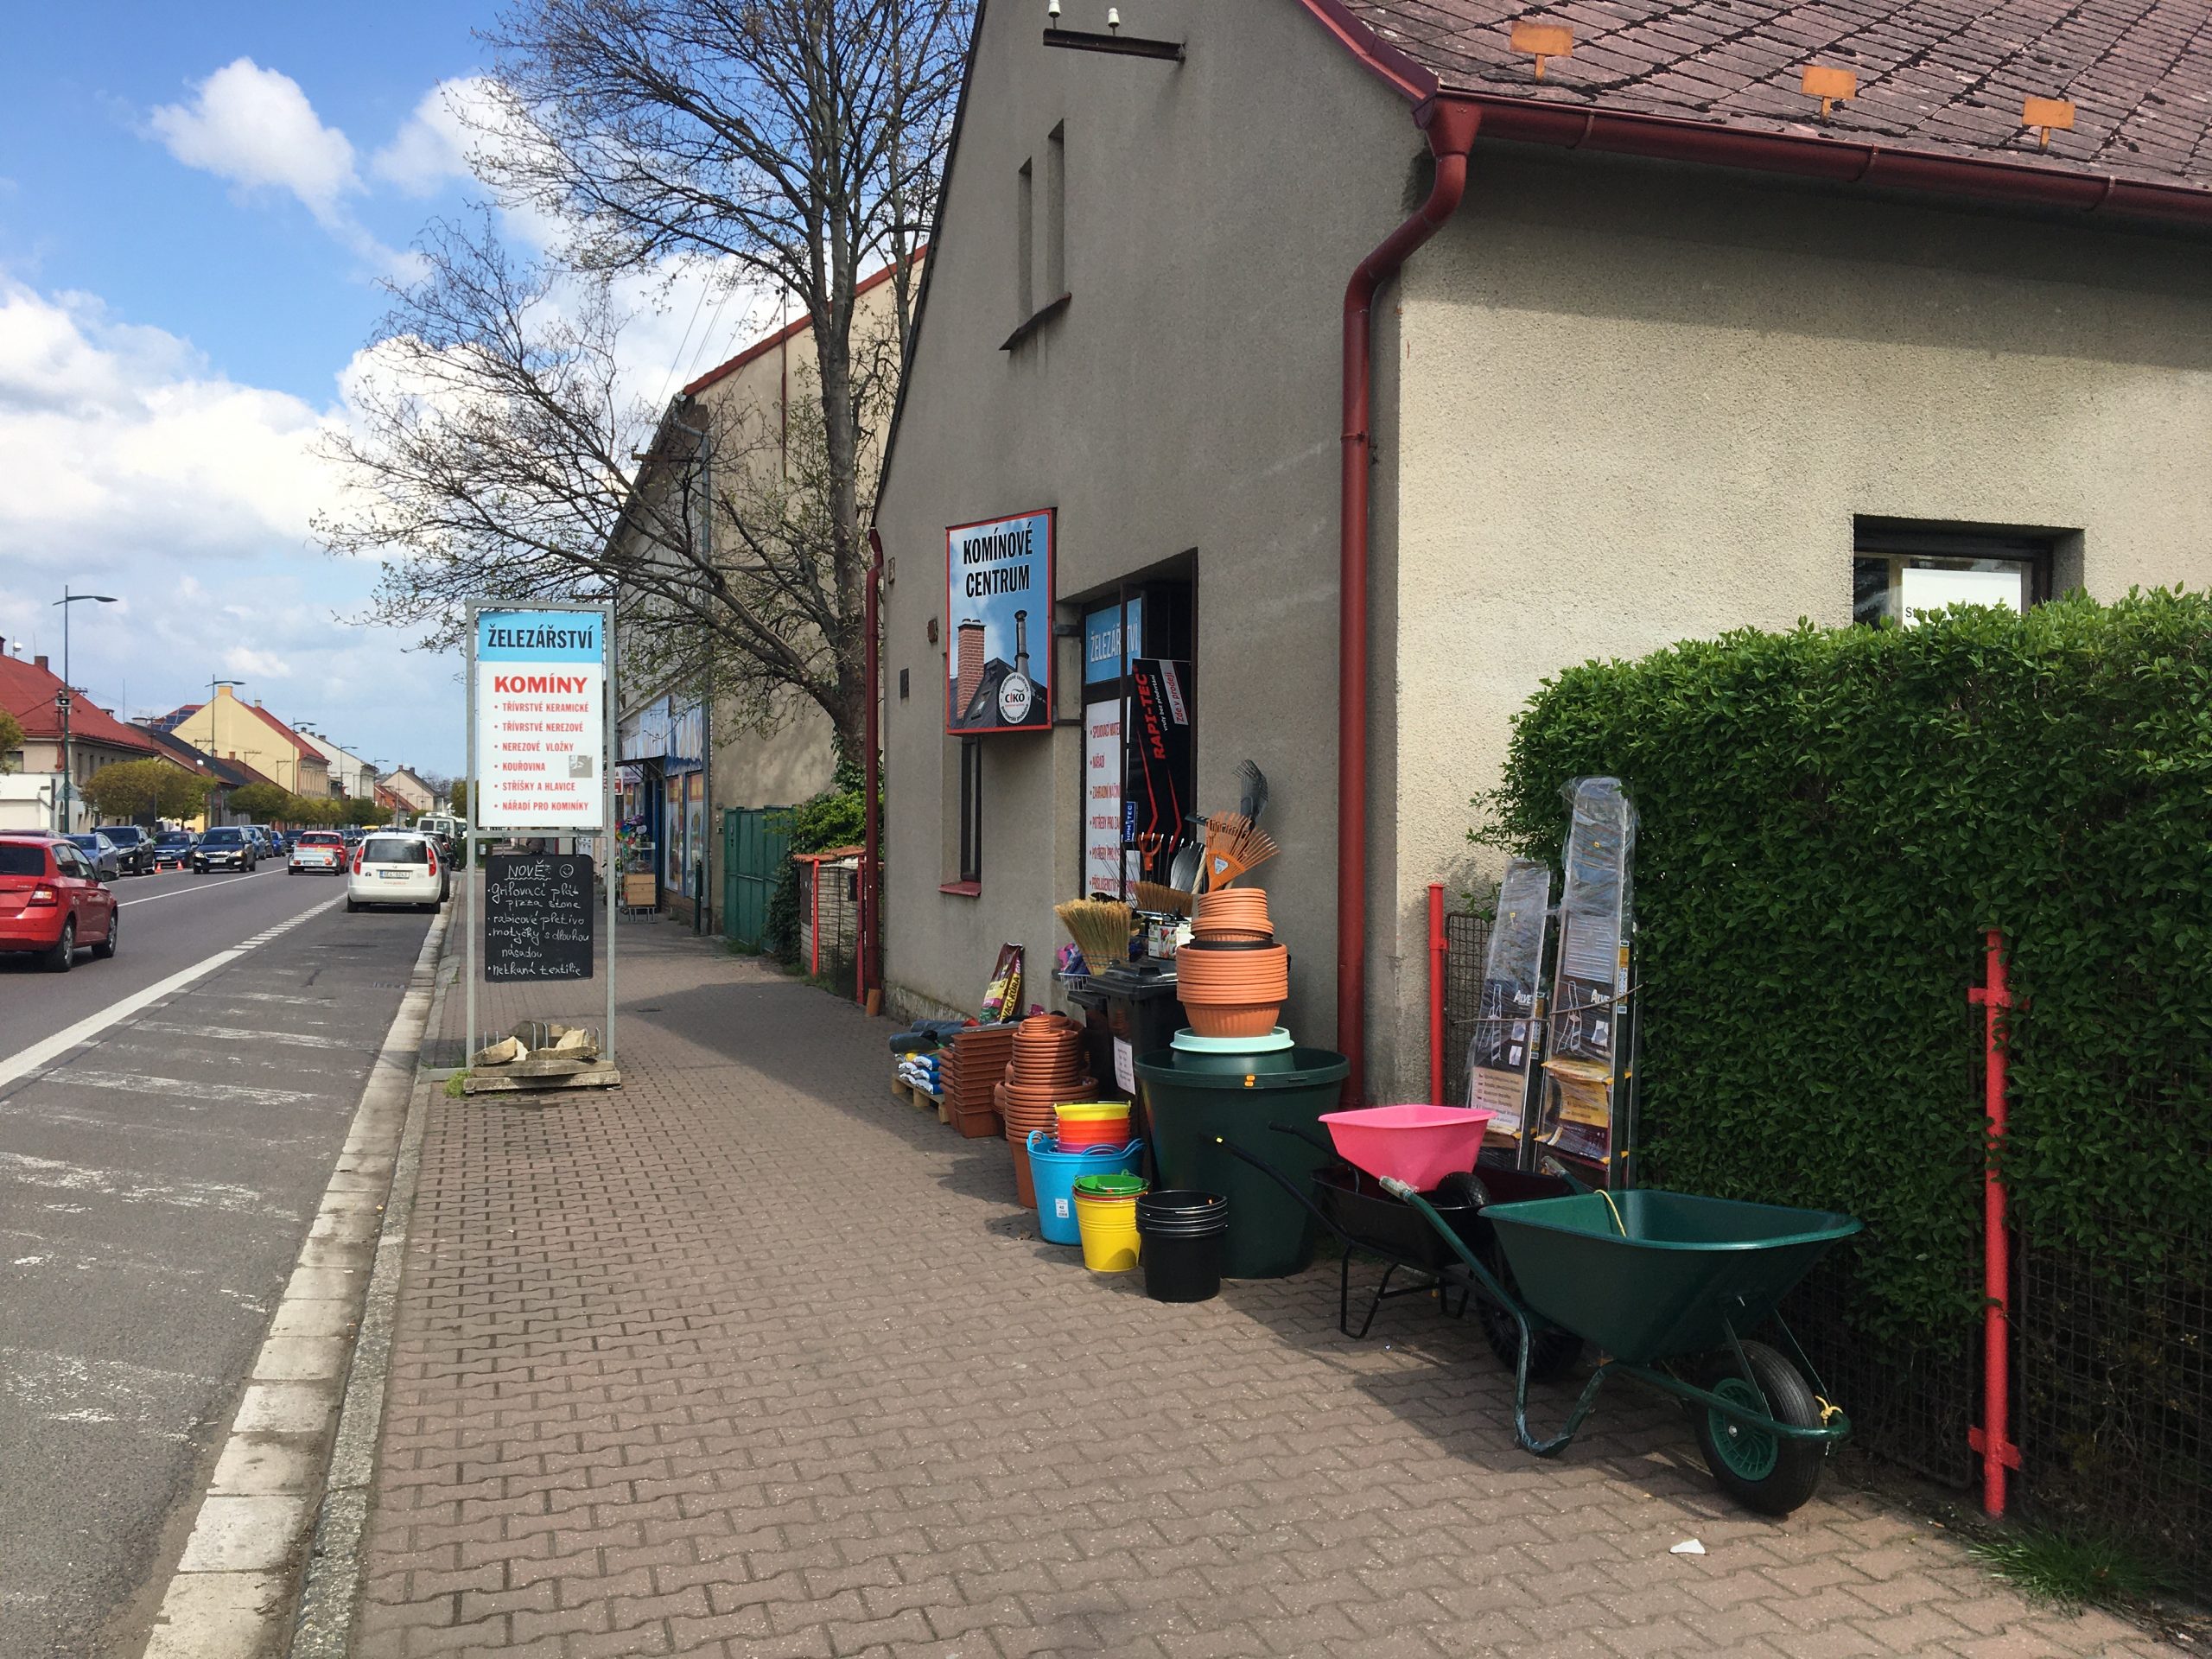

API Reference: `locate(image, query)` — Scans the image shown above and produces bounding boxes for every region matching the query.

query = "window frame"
[957,737,983,887]
[1852,523,2056,629]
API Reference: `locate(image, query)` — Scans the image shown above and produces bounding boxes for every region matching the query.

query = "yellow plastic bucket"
[1073,1180,1146,1272]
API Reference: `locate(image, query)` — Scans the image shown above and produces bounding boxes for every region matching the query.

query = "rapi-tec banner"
[946,509,1053,734]
[474,608,606,829]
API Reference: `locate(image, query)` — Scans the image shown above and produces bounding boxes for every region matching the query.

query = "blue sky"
[0,4,761,779]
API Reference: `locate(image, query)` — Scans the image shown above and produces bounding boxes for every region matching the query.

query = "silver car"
[65,832,124,881]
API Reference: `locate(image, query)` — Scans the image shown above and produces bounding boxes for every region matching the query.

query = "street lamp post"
[52,586,118,832]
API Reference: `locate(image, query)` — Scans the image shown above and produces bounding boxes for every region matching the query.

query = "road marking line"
[0,897,342,1093]
[192,991,339,1008]
[118,870,282,907]
[28,1071,319,1109]
[0,1152,284,1216]
[134,1022,359,1052]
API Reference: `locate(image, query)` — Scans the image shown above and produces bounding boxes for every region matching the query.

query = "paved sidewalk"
[354,925,2168,1658]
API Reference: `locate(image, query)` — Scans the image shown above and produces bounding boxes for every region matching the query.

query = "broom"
[1133,880,1195,917]
[1056,899,1134,969]
[1200,811,1281,890]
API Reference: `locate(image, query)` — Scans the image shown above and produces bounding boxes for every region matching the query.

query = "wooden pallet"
[892,1075,948,1122]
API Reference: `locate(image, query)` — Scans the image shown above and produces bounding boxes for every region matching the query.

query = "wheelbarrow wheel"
[1694,1341,1826,1516]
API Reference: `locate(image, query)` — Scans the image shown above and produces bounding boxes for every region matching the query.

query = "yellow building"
[166,685,330,798]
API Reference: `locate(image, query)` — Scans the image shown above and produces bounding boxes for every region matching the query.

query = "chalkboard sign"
[484,853,594,982]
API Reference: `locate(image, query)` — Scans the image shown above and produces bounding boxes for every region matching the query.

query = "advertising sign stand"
[463,601,619,1088]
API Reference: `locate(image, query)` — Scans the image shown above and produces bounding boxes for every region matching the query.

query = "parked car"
[289,830,347,875]
[246,826,278,861]
[96,824,155,876]
[152,830,197,870]
[1,833,119,971]
[66,832,124,882]
[346,831,445,912]
[194,825,258,872]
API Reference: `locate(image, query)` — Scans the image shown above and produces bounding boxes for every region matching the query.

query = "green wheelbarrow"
[1383,1179,1863,1516]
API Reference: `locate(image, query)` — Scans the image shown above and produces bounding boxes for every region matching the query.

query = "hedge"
[1475,589,2212,1348]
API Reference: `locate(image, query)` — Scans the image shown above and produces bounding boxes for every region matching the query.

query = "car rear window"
[0,844,50,876]
[362,837,430,865]
[300,833,344,846]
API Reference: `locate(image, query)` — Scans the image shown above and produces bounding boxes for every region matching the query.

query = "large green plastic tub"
[1135,1045,1349,1279]
[1483,1190,1862,1364]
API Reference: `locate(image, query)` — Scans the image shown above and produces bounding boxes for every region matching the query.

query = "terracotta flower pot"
[1176,942,1288,1003]
[1183,1001,1284,1039]
[1195,888,1271,933]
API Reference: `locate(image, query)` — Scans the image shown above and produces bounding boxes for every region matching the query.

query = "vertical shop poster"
[1126,658,1193,874]
[1084,697,1123,896]
[1468,857,1552,1146]
[946,510,1054,733]
[1539,777,1637,1177]
[473,607,607,829]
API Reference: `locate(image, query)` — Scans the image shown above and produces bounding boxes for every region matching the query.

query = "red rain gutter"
[862,528,886,1008]
[1338,95,1483,1106]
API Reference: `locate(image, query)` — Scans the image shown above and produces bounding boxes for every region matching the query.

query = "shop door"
[724,806,791,950]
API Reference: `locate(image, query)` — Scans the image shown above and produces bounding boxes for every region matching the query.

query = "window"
[957,738,983,885]
[1853,523,2057,627]
[361,836,430,865]
[0,844,46,876]
[1016,159,1034,322]
[1044,123,1066,302]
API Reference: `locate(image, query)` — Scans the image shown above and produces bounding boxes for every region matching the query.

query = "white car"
[346,831,448,912]
[289,830,347,874]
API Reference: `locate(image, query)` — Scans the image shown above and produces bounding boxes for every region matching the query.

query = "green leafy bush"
[1477,590,2212,1346]
[763,760,872,964]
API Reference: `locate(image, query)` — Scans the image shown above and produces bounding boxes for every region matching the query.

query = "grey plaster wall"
[1375,149,2212,1096]
[876,0,1422,1041]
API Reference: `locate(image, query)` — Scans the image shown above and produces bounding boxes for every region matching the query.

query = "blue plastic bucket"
[1027,1131,1146,1245]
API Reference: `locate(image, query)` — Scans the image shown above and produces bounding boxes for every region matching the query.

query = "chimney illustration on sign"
[1013,610,1030,680]
[956,619,986,715]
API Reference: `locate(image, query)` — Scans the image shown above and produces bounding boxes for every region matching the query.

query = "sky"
[0,3,771,778]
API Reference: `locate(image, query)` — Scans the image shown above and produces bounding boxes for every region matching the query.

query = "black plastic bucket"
[1136,1191,1228,1304]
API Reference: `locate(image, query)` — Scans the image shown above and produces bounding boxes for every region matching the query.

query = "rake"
[1200,811,1280,890]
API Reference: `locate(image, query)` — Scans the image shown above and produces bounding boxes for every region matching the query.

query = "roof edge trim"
[1293,0,1437,102]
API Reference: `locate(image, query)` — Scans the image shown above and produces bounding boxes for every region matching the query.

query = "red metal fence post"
[1967,926,2022,1515]
[1428,883,1446,1104]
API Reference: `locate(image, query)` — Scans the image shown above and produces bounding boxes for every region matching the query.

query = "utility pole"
[52,586,118,831]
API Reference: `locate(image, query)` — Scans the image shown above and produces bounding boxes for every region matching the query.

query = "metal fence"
[798,856,861,994]
[1439,910,2210,1594]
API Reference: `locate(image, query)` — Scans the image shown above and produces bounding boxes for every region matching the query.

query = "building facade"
[0,649,162,831]
[872,0,2212,1100]
[164,685,331,798]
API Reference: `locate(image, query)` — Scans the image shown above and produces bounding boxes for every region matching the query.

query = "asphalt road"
[0,863,436,1659]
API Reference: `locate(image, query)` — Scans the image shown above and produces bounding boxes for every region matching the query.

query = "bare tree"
[323,0,969,760]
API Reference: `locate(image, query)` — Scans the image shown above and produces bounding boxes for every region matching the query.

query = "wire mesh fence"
[1439,908,2211,1597]
[1441,909,1492,1109]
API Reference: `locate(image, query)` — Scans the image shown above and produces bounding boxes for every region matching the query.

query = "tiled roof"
[0,655,159,755]
[1334,1,2212,196]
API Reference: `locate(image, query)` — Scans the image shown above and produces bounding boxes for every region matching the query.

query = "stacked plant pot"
[943,1025,1014,1138]
[995,1013,1096,1208]
[1175,889,1289,1039]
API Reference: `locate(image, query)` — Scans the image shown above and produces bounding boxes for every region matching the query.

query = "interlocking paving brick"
[353,922,2181,1656]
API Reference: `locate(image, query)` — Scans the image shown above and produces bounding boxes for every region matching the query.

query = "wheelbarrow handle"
[1266,1121,1333,1157]
[1213,1135,1355,1249]
[1377,1176,1610,1459]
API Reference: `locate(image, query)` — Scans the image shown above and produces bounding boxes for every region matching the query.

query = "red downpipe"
[1338,96,1483,1107]
[862,528,885,1008]
[1427,882,1446,1103]
[1968,927,2021,1514]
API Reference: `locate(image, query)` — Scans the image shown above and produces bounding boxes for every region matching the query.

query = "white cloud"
[0,282,461,769]
[149,58,360,222]
[371,76,501,197]
[225,647,294,679]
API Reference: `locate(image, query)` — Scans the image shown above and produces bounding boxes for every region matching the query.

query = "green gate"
[723,806,791,950]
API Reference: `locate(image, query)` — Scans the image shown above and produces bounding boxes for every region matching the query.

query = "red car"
[0,833,120,972]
